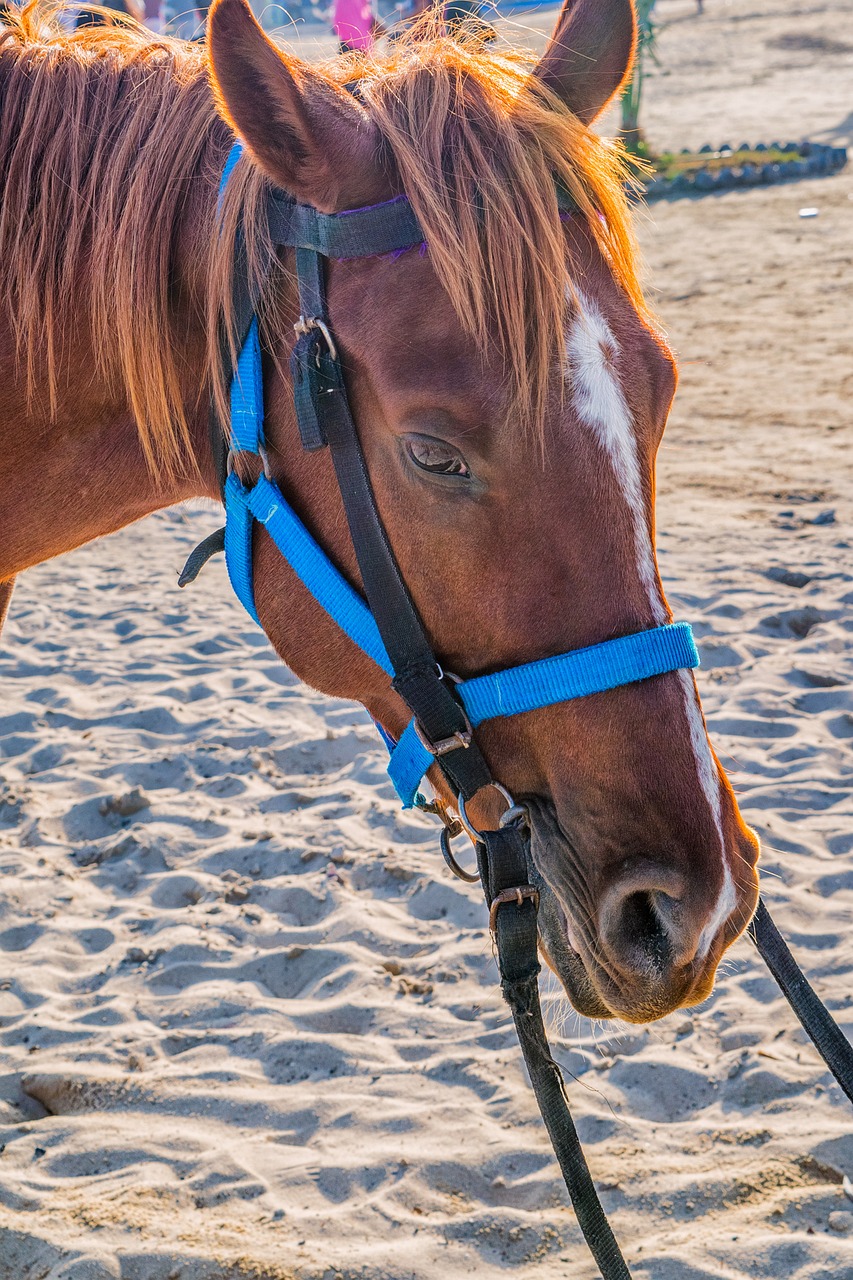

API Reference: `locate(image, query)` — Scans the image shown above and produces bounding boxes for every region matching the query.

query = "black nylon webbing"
[750,897,853,1106]
[267,191,424,260]
[478,827,632,1280]
[318,375,492,800]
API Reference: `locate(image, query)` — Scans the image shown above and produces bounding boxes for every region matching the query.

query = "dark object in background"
[75,0,144,27]
[444,0,495,41]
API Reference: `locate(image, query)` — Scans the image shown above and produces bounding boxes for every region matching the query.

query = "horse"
[0,0,760,1028]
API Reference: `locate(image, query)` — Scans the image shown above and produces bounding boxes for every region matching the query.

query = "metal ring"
[456,783,517,842]
[293,315,338,363]
[226,447,271,481]
[500,804,529,830]
[440,825,480,883]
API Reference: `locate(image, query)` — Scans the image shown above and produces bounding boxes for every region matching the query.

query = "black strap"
[178,527,225,587]
[284,241,490,800]
[319,372,492,800]
[267,190,424,259]
[479,827,632,1280]
[750,897,853,1106]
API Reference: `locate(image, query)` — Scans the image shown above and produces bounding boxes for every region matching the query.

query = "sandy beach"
[0,0,851,1276]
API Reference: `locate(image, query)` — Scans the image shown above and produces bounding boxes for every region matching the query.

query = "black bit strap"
[478,826,632,1280]
[291,246,331,452]
[320,373,492,800]
[293,245,492,801]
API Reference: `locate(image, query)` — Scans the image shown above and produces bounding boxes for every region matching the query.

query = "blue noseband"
[217,141,699,809]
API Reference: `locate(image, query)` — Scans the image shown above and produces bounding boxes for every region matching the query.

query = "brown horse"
[0,0,759,1024]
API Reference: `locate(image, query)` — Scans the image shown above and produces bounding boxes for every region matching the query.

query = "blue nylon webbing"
[224,473,260,626]
[218,140,244,211]
[387,719,433,808]
[230,473,394,675]
[461,621,698,726]
[231,316,265,454]
[387,623,700,807]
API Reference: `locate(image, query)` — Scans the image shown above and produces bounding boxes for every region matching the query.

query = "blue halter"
[217,142,699,809]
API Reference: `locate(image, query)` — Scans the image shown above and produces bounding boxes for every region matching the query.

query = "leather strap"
[750,898,853,1106]
[479,826,632,1280]
[316,344,493,801]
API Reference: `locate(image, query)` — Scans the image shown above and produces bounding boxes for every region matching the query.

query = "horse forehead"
[330,255,506,404]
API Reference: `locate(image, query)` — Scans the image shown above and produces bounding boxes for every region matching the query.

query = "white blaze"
[565,296,731,946]
[564,295,666,626]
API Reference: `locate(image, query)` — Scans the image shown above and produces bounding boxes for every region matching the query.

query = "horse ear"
[207,0,386,210]
[535,0,637,125]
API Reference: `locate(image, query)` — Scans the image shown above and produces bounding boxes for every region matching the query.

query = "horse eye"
[406,435,470,478]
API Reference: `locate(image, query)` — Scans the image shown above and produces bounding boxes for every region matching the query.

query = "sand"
[1,0,852,1276]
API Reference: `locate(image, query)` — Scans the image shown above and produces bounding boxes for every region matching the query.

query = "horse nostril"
[617,890,675,966]
[598,870,689,974]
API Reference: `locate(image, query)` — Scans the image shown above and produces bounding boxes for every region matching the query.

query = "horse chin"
[524,802,615,1020]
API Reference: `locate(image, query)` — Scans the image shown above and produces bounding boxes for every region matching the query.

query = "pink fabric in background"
[333,0,375,49]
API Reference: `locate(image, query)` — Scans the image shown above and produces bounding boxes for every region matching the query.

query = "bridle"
[196,140,700,817]
[180,139,853,1279]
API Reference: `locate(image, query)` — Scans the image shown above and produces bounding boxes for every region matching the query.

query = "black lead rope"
[479,825,632,1279]
[750,898,853,1107]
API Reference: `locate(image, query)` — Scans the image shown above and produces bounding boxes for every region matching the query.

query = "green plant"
[621,0,658,153]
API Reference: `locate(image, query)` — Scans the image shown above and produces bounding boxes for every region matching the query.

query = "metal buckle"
[413,715,473,759]
[293,315,338,362]
[489,885,540,933]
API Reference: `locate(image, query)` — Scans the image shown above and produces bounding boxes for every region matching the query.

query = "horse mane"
[0,4,644,478]
[0,3,226,477]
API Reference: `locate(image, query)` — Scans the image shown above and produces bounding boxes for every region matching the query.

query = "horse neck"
[0,168,221,582]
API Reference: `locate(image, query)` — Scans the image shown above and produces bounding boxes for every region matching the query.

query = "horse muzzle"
[525,797,752,1023]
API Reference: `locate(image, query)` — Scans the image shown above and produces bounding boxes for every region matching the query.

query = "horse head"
[206,0,760,1023]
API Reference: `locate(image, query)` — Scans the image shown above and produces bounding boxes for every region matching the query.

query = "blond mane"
[0,3,644,476]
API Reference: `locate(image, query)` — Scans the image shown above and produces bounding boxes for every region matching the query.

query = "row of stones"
[643,141,848,200]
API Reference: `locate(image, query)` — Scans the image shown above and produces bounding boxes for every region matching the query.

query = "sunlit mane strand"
[360,23,645,441]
